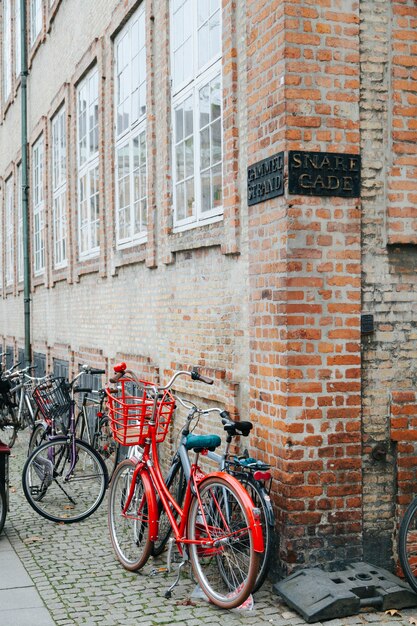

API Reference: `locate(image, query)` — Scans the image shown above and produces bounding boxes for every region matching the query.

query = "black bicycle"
[22,366,109,523]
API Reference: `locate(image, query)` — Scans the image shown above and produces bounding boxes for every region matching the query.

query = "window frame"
[30,0,42,46]
[3,0,12,102]
[51,106,68,269]
[17,163,23,282]
[15,0,21,77]
[4,175,14,287]
[76,66,100,260]
[170,0,223,231]
[32,135,45,276]
[114,4,148,249]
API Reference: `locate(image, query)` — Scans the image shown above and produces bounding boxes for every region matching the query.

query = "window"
[17,163,23,282]
[171,0,223,229]
[5,346,14,370]
[32,136,45,275]
[3,0,12,101]
[15,0,21,77]
[33,352,46,377]
[77,67,100,259]
[114,5,147,247]
[53,358,69,379]
[5,176,14,287]
[30,0,42,45]
[52,107,67,268]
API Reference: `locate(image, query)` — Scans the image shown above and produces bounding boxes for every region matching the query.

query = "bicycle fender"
[139,470,158,542]
[201,471,265,554]
[257,485,275,527]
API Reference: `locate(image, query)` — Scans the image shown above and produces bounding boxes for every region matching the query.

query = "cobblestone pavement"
[3,432,417,626]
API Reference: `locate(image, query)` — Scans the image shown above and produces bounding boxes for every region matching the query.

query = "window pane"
[176,143,185,181]
[176,183,185,221]
[175,106,184,142]
[185,177,195,218]
[211,118,222,165]
[200,127,210,170]
[212,163,222,209]
[199,84,210,128]
[185,137,194,178]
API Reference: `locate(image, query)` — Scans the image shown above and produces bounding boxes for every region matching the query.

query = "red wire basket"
[105,378,175,446]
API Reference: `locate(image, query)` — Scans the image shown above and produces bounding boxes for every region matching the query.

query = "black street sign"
[247,152,284,206]
[288,150,361,197]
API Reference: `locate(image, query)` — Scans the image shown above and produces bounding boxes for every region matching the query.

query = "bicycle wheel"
[187,475,259,609]
[22,437,108,523]
[0,403,18,448]
[236,474,275,592]
[108,458,153,571]
[399,497,417,593]
[152,458,186,556]
[27,422,49,455]
[0,485,6,535]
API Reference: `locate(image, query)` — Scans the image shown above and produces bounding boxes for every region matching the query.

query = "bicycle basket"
[105,378,175,446]
[32,377,71,431]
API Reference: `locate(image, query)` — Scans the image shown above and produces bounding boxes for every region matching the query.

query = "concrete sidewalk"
[0,532,55,626]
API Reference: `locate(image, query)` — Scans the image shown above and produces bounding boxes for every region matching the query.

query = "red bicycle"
[106,364,263,609]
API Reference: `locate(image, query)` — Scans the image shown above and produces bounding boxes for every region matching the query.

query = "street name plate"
[288,150,361,197]
[247,152,284,205]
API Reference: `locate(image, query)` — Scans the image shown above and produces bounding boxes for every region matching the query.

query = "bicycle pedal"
[149,566,169,576]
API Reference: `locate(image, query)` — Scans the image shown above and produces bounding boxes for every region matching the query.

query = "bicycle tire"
[0,403,18,448]
[187,474,259,609]
[27,421,49,455]
[235,474,275,592]
[22,436,108,523]
[0,485,6,535]
[399,497,417,593]
[108,458,153,571]
[152,457,186,556]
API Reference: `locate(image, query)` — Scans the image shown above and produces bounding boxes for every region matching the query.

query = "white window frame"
[30,0,42,46]
[3,0,12,101]
[17,163,23,282]
[171,0,223,231]
[52,106,67,268]
[5,176,14,287]
[15,0,21,78]
[32,135,45,275]
[114,4,147,249]
[77,67,100,260]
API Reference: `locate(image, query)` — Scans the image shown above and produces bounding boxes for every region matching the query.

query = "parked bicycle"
[153,395,275,591]
[30,385,126,478]
[0,359,27,447]
[106,363,263,609]
[21,365,109,523]
[398,498,417,592]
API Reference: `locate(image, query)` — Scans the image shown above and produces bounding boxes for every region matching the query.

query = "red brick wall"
[247,0,362,574]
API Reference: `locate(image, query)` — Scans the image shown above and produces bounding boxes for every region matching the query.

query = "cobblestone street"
[2,432,417,626]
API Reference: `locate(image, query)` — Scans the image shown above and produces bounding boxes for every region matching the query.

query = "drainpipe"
[20,0,31,367]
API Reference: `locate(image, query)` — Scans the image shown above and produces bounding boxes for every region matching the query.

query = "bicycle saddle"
[221,417,253,437]
[185,434,221,453]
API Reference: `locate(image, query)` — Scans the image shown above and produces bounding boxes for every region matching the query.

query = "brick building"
[0,0,416,578]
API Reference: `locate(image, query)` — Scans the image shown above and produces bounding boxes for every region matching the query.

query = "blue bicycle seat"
[185,434,221,452]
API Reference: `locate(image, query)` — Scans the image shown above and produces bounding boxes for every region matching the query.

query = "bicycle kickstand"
[164,540,187,599]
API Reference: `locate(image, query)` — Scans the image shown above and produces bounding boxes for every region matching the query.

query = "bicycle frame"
[121,417,264,554]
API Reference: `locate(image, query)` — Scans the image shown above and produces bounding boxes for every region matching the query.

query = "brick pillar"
[247,0,362,574]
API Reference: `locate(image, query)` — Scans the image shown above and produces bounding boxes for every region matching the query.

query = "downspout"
[20,0,31,367]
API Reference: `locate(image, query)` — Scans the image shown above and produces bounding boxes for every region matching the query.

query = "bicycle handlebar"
[109,363,214,391]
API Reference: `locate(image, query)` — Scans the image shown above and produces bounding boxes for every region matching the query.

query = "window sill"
[167,218,224,259]
[112,242,147,274]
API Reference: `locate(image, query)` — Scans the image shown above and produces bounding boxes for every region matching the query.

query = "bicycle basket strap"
[185,434,221,452]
